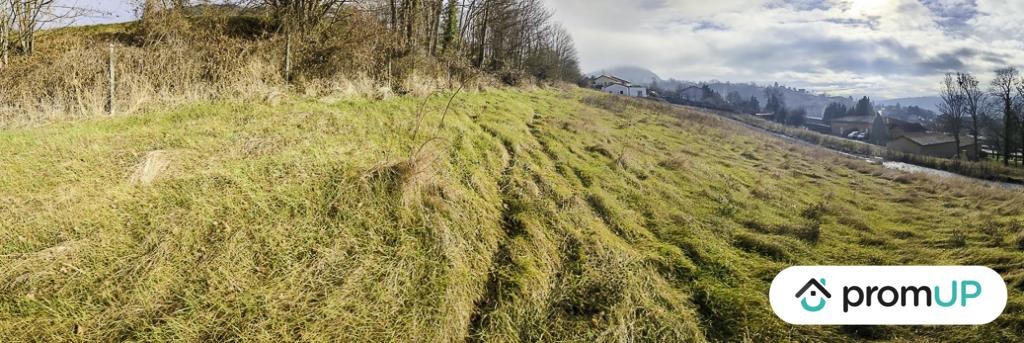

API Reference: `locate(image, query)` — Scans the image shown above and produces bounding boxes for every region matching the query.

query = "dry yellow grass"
[0,15,505,129]
[1,88,1023,341]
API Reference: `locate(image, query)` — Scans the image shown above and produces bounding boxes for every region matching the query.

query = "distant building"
[830,114,883,137]
[590,75,630,88]
[602,83,648,97]
[887,132,978,159]
[590,74,648,98]
[803,117,832,134]
[872,117,928,146]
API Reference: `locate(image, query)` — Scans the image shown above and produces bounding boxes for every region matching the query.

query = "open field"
[1,88,1023,341]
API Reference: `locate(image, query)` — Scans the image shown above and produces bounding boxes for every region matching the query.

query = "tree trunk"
[972,117,979,161]
[284,32,293,82]
[952,119,961,159]
[954,135,961,159]
[1004,104,1012,166]
[0,16,7,67]
[1019,120,1024,168]
[390,0,397,29]
[442,0,459,53]
[406,0,418,49]
[475,5,488,68]
[429,0,443,55]
[0,35,7,68]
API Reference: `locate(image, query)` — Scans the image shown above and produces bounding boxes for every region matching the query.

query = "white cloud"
[544,0,1024,98]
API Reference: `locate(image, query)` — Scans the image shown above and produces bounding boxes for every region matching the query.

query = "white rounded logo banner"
[769,266,1007,325]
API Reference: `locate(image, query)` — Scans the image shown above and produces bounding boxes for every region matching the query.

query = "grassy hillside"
[1,88,1023,341]
[716,109,1024,184]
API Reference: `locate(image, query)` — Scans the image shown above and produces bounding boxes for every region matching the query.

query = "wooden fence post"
[284,33,292,82]
[107,42,115,115]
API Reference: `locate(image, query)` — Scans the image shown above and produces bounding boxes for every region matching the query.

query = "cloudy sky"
[543,0,1024,99]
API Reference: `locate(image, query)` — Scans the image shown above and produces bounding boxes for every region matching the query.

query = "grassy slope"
[1,88,1023,341]
[716,109,1024,183]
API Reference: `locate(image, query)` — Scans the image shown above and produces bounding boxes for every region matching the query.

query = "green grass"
[1,88,1023,341]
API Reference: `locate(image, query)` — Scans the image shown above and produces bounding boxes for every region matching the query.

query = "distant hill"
[588,66,694,90]
[588,66,661,84]
[878,96,943,112]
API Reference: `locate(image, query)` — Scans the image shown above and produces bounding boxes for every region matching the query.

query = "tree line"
[653,82,815,126]
[0,0,582,84]
[760,84,807,126]
[870,68,1024,165]
[932,68,1024,164]
[173,0,581,83]
[822,96,875,122]
[654,83,761,115]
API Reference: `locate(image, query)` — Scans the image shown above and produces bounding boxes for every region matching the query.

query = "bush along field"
[1,88,1024,341]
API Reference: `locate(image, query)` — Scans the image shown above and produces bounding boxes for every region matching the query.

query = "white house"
[590,74,648,98]
[602,83,648,97]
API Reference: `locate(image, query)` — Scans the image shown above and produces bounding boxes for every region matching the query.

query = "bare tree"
[980,100,1008,163]
[236,0,352,81]
[0,1,12,67]
[226,0,579,82]
[440,0,458,53]
[243,0,351,33]
[11,0,54,55]
[992,68,1018,166]
[5,0,88,56]
[938,73,966,159]
[139,0,190,16]
[547,23,578,81]
[1013,80,1024,166]
[957,72,986,161]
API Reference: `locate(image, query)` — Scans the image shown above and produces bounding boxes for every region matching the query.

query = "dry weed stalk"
[409,82,464,161]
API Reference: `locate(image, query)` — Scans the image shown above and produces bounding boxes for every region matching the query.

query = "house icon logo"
[795,278,831,312]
